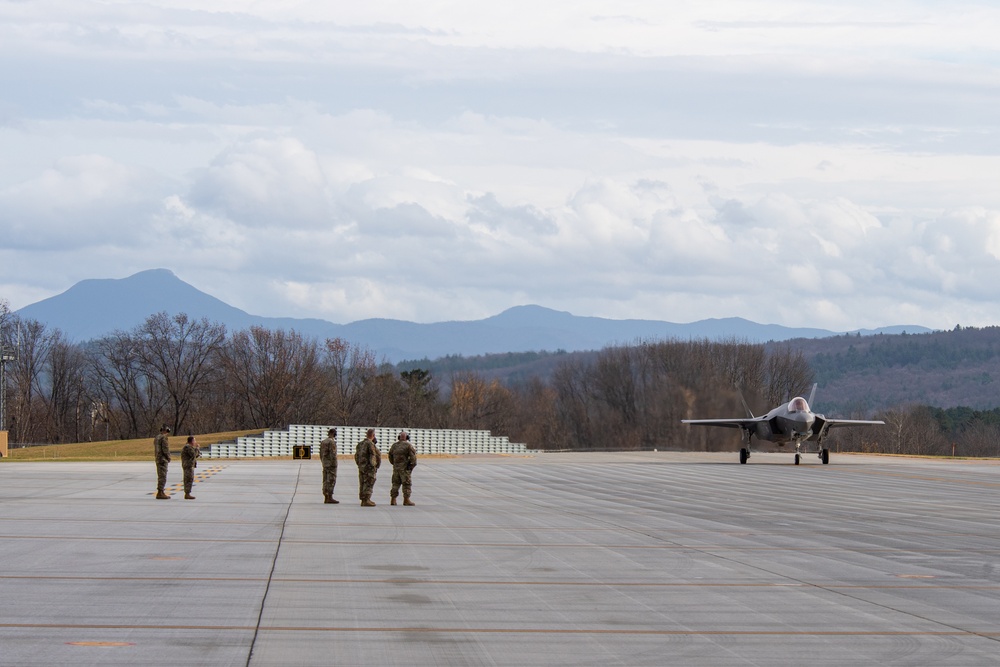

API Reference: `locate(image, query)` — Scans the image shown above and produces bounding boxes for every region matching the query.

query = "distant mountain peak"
[73,268,178,288]
[13,270,934,361]
[130,267,177,280]
[487,305,575,327]
[16,269,253,341]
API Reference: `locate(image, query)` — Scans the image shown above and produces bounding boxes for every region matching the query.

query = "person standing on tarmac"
[320,428,340,504]
[181,435,201,500]
[355,429,381,506]
[388,431,417,506]
[154,425,171,499]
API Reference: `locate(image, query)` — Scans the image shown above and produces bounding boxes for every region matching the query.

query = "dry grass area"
[2,430,264,462]
[2,432,471,462]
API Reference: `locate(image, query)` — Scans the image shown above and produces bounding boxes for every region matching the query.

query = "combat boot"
[403,496,415,506]
[361,498,376,507]
[324,494,339,504]
[390,497,397,505]
[155,490,171,499]
[184,493,196,500]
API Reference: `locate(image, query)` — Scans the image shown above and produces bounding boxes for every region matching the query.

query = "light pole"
[0,345,16,432]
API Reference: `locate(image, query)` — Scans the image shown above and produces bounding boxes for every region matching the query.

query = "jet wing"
[681,418,760,429]
[818,418,885,429]
[811,417,885,439]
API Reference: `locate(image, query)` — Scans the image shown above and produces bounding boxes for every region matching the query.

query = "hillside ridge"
[14,269,931,363]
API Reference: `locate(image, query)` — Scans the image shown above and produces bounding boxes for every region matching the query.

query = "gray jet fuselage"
[681,390,884,464]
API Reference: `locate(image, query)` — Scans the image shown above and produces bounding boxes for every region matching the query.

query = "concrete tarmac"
[2,451,1000,666]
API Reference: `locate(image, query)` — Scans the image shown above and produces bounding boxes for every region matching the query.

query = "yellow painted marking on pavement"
[154,465,227,496]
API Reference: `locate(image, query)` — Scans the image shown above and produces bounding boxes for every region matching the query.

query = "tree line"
[788,325,1000,412]
[1,301,996,456]
[0,306,443,443]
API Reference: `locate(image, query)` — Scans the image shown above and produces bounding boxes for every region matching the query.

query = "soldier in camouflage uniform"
[388,431,417,506]
[354,429,381,506]
[154,425,171,499]
[320,428,339,504]
[181,435,201,500]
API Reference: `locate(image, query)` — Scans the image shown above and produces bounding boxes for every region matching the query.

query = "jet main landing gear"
[793,446,830,465]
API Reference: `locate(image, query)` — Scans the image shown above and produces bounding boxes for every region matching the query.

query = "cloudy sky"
[2,1,999,331]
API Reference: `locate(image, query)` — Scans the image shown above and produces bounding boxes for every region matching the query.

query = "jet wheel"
[821,448,830,465]
[739,448,748,464]
[794,454,800,465]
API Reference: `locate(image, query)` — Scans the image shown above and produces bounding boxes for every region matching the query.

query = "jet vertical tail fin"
[738,389,756,418]
[808,383,818,406]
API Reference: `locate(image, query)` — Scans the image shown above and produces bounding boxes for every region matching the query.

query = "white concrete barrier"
[205,424,528,459]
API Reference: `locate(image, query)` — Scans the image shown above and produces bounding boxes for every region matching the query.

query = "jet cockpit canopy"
[788,397,810,413]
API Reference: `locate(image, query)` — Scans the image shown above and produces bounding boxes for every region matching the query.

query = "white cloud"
[0,154,168,249]
[188,138,334,229]
[2,1,1000,333]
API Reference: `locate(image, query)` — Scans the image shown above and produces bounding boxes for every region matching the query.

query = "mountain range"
[13,269,932,362]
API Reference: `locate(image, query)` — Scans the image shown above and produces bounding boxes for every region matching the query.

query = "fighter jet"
[681,385,884,465]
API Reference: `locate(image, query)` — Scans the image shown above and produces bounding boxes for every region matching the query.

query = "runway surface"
[2,451,1000,666]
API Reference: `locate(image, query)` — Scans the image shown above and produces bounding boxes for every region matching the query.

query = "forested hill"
[777,325,1000,412]
[401,325,1000,413]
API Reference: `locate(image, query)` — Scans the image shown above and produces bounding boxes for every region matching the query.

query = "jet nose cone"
[791,413,815,436]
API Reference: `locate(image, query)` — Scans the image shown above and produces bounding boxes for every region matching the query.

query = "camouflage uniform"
[388,436,417,503]
[154,431,171,495]
[320,434,338,498]
[181,441,200,495]
[355,434,381,505]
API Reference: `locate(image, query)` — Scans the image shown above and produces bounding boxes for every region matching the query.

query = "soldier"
[154,425,171,499]
[320,428,340,504]
[181,435,201,500]
[388,431,417,506]
[354,428,381,506]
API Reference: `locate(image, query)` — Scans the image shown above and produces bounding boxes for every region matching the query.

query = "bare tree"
[550,358,596,448]
[5,319,51,443]
[321,338,378,423]
[221,327,325,429]
[354,371,404,425]
[764,345,814,406]
[136,313,226,434]
[511,377,562,449]
[951,417,999,457]
[40,332,89,443]
[88,330,166,439]
[449,371,517,433]
[876,408,911,455]
[0,300,16,432]
[593,346,639,427]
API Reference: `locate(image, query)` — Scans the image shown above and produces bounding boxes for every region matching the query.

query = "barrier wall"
[0,431,7,458]
[204,425,529,459]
